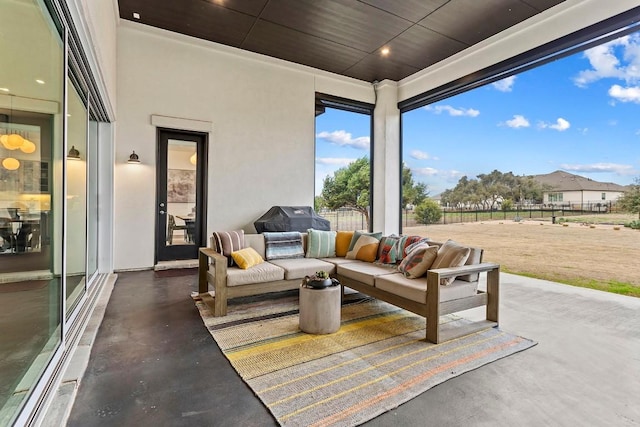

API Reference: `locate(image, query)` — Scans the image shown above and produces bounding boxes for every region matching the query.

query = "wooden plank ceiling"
[118,0,565,82]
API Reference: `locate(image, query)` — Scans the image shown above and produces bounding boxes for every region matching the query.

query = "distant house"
[531,170,627,209]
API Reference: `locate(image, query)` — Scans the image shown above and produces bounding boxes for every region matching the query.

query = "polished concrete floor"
[67,269,640,426]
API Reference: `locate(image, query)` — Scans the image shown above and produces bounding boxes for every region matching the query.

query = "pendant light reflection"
[190,152,197,165]
[2,157,20,170]
[20,139,36,153]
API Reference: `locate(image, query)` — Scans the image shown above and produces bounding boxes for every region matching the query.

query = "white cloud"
[559,163,636,175]
[316,130,370,150]
[608,84,640,103]
[315,157,356,166]
[424,105,480,117]
[539,117,571,131]
[412,167,439,177]
[410,150,431,160]
[502,115,530,128]
[492,76,516,92]
[573,35,640,87]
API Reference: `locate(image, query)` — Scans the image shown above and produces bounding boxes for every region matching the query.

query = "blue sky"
[315,32,640,196]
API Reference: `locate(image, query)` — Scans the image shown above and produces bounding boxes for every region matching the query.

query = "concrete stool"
[299,284,341,334]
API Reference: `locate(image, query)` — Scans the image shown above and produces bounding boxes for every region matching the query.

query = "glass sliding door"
[87,116,98,280]
[65,78,87,315]
[0,0,64,424]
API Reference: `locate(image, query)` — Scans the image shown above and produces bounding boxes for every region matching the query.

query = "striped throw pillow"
[212,230,245,267]
[264,232,304,260]
[305,229,337,258]
[430,239,471,285]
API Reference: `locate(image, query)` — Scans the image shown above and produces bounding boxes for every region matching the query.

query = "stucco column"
[372,80,400,235]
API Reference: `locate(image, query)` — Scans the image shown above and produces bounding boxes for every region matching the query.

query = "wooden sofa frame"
[199,246,499,344]
[198,247,302,317]
[335,262,500,344]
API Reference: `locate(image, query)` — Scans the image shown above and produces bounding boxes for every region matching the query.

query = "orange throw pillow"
[335,231,354,257]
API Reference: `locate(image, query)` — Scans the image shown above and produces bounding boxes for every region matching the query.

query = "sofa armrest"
[426,262,499,281]
[426,262,500,343]
[198,247,228,294]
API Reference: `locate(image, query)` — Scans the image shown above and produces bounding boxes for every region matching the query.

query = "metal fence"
[320,202,621,231]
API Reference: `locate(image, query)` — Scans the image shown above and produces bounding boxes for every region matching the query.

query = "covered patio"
[57,270,639,426]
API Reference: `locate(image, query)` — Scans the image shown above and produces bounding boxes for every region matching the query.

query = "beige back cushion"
[430,239,471,285]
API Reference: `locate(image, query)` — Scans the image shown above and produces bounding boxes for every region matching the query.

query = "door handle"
[159,210,165,215]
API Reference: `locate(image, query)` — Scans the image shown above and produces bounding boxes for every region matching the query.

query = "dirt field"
[404,219,640,294]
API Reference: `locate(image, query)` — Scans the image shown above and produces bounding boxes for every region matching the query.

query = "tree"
[320,158,428,229]
[314,195,325,212]
[617,178,640,219]
[441,170,547,209]
[414,199,442,224]
[321,157,371,227]
[402,163,429,207]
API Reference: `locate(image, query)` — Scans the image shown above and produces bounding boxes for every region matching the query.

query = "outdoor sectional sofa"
[198,230,500,343]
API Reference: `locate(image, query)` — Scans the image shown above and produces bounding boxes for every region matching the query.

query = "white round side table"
[299,284,341,334]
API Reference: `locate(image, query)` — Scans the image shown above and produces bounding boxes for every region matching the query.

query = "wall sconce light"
[128,150,140,163]
[67,145,80,159]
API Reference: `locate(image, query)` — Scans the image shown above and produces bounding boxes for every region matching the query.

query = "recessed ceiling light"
[0,88,9,92]
[133,12,140,19]
[381,47,390,56]
[36,79,45,84]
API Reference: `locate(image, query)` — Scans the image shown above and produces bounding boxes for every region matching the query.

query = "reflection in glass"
[0,0,63,423]
[87,119,98,279]
[166,139,197,246]
[65,78,87,315]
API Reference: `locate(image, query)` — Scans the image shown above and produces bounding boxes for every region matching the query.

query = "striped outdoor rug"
[193,291,535,427]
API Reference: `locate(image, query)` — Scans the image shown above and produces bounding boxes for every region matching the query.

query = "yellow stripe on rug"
[226,312,426,379]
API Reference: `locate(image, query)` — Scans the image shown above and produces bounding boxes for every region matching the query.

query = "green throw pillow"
[305,229,337,258]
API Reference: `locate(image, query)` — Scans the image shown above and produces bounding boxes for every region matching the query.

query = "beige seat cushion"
[224,262,284,287]
[337,262,397,286]
[269,258,336,280]
[321,257,359,266]
[375,273,478,304]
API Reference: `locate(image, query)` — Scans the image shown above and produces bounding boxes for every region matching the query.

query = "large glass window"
[0,0,64,424]
[401,28,640,228]
[314,98,373,231]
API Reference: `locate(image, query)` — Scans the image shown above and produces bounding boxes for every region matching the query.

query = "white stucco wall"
[114,22,373,270]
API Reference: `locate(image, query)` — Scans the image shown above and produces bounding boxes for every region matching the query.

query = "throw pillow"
[347,231,383,252]
[397,235,429,262]
[306,229,337,258]
[345,231,382,262]
[377,235,401,264]
[263,231,304,260]
[397,244,438,279]
[335,231,354,257]
[430,239,471,285]
[212,230,245,267]
[231,247,264,269]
